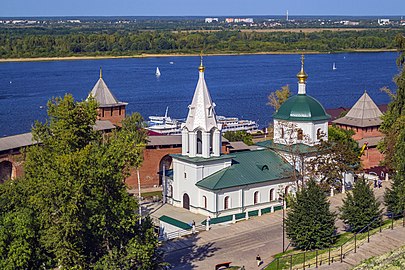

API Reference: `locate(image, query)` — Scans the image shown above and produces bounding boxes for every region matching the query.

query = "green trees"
[0,28,399,58]
[267,85,291,111]
[308,126,360,188]
[381,34,405,215]
[340,178,382,232]
[0,95,161,269]
[285,180,337,250]
[223,130,254,145]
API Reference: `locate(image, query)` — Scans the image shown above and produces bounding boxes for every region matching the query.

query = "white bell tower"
[181,56,222,158]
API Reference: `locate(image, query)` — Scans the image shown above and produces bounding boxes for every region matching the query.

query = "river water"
[0,52,400,136]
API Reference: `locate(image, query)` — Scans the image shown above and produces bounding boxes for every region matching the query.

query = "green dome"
[273,94,331,122]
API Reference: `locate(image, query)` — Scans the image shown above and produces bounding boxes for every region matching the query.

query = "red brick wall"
[125,146,182,189]
[334,124,383,140]
[97,105,126,126]
[361,147,384,169]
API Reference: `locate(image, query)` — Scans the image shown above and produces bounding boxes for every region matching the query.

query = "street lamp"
[278,190,285,253]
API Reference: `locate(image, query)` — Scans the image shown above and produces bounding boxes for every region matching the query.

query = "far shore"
[0,49,397,63]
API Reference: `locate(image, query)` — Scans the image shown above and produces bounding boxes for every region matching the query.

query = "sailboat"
[332,62,337,70]
[156,67,161,77]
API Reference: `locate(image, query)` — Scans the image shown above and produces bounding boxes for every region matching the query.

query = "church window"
[119,106,122,115]
[317,128,322,140]
[280,128,284,138]
[184,172,187,179]
[269,189,275,201]
[208,106,212,117]
[110,107,113,116]
[297,129,303,140]
[224,196,230,210]
[197,130,202,154]
[254,191,259,205]
[203,196,207,209]
[102,109,105,118]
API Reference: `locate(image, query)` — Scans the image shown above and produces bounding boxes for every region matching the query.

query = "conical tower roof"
[184,60,219,131]
[333,91,382,127]
[87,69,127,107]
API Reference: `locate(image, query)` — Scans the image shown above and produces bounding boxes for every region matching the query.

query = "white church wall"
[274,119,328,146]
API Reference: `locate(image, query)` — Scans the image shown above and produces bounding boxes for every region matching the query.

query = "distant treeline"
[0,29,401,58]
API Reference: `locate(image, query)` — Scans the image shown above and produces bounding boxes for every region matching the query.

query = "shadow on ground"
[162,234,219,269]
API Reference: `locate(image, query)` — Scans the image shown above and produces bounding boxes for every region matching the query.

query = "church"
[168,55,331,217]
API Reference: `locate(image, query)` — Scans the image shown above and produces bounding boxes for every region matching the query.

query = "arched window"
[203,196,207,209]
[317,128,322,140]
[269,189,275,201]
[197,130,202,154]
[280,128,284,139]
[297,129,303,140]
[285,186,290,196]
[0,161,13,184]
[224,196,230,210]
[254,191,259,205]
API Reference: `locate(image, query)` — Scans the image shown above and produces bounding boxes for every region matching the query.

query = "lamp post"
[278,192,285,253]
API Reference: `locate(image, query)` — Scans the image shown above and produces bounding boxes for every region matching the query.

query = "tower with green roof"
[273,55,331,146]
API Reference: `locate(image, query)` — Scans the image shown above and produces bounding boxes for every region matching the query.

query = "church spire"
[99,66,103,79]
[297,54,308,95]
[182,58,221,158]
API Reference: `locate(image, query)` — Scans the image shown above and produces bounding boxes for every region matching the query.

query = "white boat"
[217,116,259,133]
[148,107,176,125]
[333,63,337,70]
[147,112,259,135]
[156,67,161,77]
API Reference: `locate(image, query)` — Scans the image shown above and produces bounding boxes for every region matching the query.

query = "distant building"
[378,19,390,25]
[225,18,253,24]
[205,18,218,23]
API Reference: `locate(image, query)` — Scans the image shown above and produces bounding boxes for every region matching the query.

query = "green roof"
[273,94,331,122]
[171,154,234,164]
[196,149,294,191]
[158,215,192,230]
[256,140,318,154]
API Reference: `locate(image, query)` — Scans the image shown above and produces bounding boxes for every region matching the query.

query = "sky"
[1,0,405,17]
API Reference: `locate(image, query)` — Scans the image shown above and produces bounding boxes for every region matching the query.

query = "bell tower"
[181,57,222,158]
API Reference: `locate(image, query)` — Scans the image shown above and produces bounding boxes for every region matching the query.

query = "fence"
[262,211,405,270]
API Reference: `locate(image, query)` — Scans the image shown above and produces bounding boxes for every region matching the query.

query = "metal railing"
[262,211,405,270]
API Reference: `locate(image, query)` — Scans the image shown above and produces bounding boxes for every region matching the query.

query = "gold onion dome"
[198,54,205,72]
[297,54,308,83]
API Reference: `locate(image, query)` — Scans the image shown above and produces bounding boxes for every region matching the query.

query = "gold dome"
[198,53,205,72]
[297,54,308,83]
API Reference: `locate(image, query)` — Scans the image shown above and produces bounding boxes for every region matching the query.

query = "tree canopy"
[285,179,337,250]
[223,130,254,146]
[381,34,405,215]
[0,94,161,269]
[340,178,382,233]
[267,85,291,111]
[308,126,360,189]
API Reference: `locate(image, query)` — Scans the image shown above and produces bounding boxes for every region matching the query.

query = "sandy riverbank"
[0,49,396,63]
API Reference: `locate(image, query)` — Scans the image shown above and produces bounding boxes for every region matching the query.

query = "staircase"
[313,226,405,269]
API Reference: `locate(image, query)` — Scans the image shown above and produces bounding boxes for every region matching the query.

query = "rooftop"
[196,149,294,191]
[273,94,331,122]
[88,72,127,108]
[333,92,383,128]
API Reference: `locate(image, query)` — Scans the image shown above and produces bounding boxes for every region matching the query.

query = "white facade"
[170,62,296,217]
[273,119,328,146]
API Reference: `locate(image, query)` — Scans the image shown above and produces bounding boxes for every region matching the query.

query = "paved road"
[163,183,388,270]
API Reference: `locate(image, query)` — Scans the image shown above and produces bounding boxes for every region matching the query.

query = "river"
[0,52,400,136]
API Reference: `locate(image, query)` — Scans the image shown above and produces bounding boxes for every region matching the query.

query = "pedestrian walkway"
[160,181,389,269]
[313,225,405,270]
